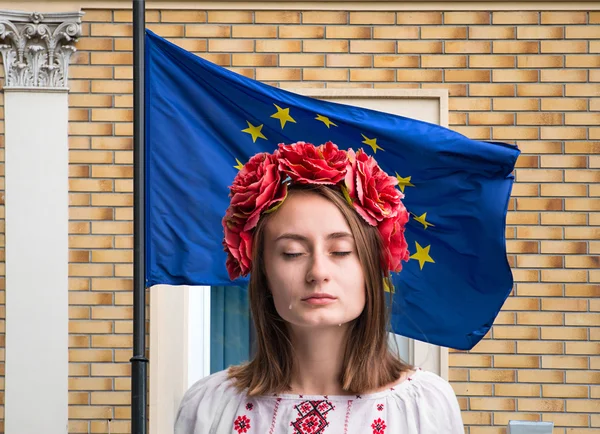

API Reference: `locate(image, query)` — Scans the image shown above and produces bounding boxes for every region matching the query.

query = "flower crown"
[222,141,410,280]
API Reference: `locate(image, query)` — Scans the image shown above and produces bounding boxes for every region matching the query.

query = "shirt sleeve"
[174,369,243,434]
[389,370,465,433]
[409,371,465,433]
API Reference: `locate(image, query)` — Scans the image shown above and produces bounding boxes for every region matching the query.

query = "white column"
[1,9,83,434]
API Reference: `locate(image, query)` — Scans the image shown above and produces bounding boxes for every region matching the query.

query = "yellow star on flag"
[234,158,244,170]
[410,242,435,270]
[361,134,384,153]
[411,212,434,230]
[315,114,337,128]
[270,104,296,129]
[241,121,267,143]
[395,173,415,193]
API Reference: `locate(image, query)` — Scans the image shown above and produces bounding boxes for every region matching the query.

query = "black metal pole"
[131,0,147,433]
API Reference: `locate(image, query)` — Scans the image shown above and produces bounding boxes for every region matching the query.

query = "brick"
[69,406,113,419]
[517,26,564,39]
[493,326,539,340]
[373,55,418,68]
[115,264,133,277]
[69,108,90,122]
[115,95,132,107]
[541,327,587,341]
[280,54,324,67]
[470,26,515,39]
[69,65,112,80]
[92,137,132,150]
[470,369,516,383]
[446,70,490,82]
[471,85,515,99]
[567,400,600,413]
[422,26,466,39]
[90,80,132,94]
[302,11,347,24]
[517,312,563,326]
[161,10,206,23]
[541,11,586,24]
[446,41,490,54]
[566,227,600,240]
[420,55,466,68]
[494,70,538,83]
[566,55,600,68]
[91,391,130,405]
[325,54,368,67]
[91,222,132,235]
[451,383,493,396]
[170,39,208,53]
[91,335,132,348]
[507,211,539,225]
[208,39,254,52]
[566,341,600,355]
[91,306,133,320]
[114,66,132,79]
[70,207,113,221]
[114,10,159,22]
[255,68,300,81]
[542,40,587,54]
[398,41,442,54]
[495,355,540,368]
[444,11,489,25]
[327,26,371,39]
[301,68,345,81]
[519,370,564,383]
[542,155,587,168]
[470,397,515,411]
[69,179,113,192]
[494,41,538,54]
[70,349,112,362]
[567,371,600,385]
[373,26,418,39]
[493,11,538,25]
[350,69,393,82]
[115,179,133,192]
[543,413,589,427]
[232,25,277,38]
[470,340,515,354]
[280,26,324,39]
[91,250,132,263]
[91,109,133,123]
[115,236,133,249]
[449,97,491,111]
[496,384,541,397]
[566,169,600,183]
[493,98,538,111]
[542,70,588,85]
[541,240,586,255]
[255,11,299,24]
[461,412,492,425]
[517,112,562,126]
[91,23,131,37]
[448,354,492,367]
[396,70,442,82]
[349,40,393,54]
[69,94,112,108]
[232,54,276,67]
[349,12,394,25]
[470,55,515,68]
[207,11,252,23]
[518,55,564,69]
[197,54,230,66]
[541,127,586,140]
[518,85,562,99]
[114,38,132,51]
[566,255,600,268]
[542,269,587,283]
[493,127,538,140]
[185,24,230,38]
[91,166,132,179]
[541,212,587,226]
[305,40,348,53]
[469,112,513,126]
[541,98,587,111]
[516,254,562,267]
[543,356,588,370]
[69,122,113,136]
[517,341,564,355]
[567,112,600,126]
[519,399,564,412]
[395,12,440,25]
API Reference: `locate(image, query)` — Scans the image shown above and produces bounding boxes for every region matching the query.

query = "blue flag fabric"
[145,30,520,351]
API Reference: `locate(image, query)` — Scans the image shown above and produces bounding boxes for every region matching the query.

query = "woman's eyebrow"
[274,232,353,242]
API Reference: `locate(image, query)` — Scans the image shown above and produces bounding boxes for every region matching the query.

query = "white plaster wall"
[5,90,69,434]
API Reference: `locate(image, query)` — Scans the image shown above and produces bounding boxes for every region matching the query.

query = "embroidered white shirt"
[175,367,464,434]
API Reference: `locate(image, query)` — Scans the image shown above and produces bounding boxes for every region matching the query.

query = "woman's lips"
[302,297,337,305]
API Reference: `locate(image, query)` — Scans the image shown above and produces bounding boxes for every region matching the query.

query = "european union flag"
[145,31,520,351]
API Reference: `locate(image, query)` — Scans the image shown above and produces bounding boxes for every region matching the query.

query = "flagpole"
[131,0,148,433]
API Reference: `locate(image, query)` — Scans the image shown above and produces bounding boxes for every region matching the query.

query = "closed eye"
[332,252,352,257]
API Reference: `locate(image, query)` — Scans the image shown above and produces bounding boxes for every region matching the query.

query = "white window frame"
[150,89,450,434]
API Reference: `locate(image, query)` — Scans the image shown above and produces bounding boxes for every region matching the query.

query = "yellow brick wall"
[1,6,599,434]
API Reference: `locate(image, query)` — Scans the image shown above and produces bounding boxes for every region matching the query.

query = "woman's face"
[263,191,366,329]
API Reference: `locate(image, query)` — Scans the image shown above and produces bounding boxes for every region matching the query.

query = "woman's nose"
[306,251,331,284]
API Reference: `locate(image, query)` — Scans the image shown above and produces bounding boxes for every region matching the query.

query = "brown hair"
[228,184,412,396]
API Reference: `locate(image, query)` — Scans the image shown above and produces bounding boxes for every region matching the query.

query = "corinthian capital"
[0,9,84,89]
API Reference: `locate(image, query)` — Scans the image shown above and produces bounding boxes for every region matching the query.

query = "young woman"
[175,142,464,433]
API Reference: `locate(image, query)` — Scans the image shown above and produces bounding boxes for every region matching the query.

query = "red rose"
[344,149,401,226]
[222,209,253,279]
[378,211,410,273]
[277,141,348,185]
[229,152,288,232]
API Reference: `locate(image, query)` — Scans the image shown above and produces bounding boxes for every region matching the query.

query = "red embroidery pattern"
[290,400,335,434]
[234,415,251,433]
[246,403,254,411]
[371,417,387,434]
[343,400,353,434]
[377,403,384,411]
[268,397,282,434]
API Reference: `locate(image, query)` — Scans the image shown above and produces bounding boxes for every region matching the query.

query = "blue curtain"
[210,286,253,373]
